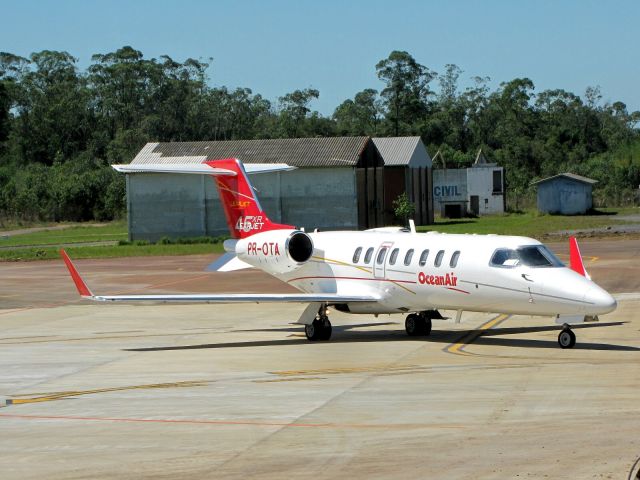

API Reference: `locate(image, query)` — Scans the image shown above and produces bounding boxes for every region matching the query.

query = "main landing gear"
[405,312,433,337]
[305,304,332,341]
[557,324,576,349]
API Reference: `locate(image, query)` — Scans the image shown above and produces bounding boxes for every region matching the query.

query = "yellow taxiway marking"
[444,314,510,356]
[271,364,425,377]
[254,377,326,383]
[7,380,207,405]
[0,413,465,430]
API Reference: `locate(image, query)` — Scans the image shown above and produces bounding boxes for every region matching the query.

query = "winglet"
[568,237,589,279]
[60,250,93,297]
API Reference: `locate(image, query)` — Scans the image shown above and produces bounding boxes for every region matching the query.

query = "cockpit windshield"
[490,245,564,268]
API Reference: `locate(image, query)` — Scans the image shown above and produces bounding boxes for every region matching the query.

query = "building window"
[389,248,399,265]
[450,251,460,268]
[353,247,362,263]
[404,249,414,266]
[434,250,445,267]
[419,249,429,267]
[364,247,374,264]
[493,170,503,193]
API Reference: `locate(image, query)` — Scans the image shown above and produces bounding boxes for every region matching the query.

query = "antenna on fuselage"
[409,219,417,234]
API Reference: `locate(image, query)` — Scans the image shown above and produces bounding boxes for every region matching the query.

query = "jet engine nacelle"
[233,229,314,274]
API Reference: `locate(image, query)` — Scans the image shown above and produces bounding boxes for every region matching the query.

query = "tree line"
[1,47,638,222]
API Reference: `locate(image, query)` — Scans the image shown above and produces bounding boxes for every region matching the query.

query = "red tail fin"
[206,159,293,239]
[568,236,588,278]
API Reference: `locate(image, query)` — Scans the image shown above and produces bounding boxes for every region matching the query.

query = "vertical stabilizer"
[206,158,293,239]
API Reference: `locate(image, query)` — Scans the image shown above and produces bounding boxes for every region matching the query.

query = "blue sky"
[2,0,639,115]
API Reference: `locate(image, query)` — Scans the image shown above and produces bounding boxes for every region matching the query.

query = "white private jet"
[61,158,617,349]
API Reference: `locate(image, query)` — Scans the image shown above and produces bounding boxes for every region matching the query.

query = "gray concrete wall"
[433,169,467,215]
[537,178,593,214]
[280,167,358,231]
[128,174,206,242]
[128,167,358,241]
[467,167,505,215]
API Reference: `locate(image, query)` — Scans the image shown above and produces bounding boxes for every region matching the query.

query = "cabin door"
[373,242,393,279]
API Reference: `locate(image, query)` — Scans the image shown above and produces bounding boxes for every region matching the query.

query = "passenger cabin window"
[376,247,388,265]
[450,251,460,268]
[389,248,399,265]
[404,249,414,266]
[353,247,362,263]
[419,249,429,267]
[434,250,445,267]
[364,247,374,264]
[490,246,564,268]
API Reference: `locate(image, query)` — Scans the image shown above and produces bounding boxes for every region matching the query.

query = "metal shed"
[123,137,433,241]
[531,173,597,215]
[372,137,433,225]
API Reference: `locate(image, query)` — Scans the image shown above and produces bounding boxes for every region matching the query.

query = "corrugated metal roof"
[130,137,370,168]
[372,136,431,166]
[531,173,598,186]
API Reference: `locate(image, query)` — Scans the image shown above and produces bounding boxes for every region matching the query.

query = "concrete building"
[432,150,505,218]
[532,173,597,215]
[124,137,433,241]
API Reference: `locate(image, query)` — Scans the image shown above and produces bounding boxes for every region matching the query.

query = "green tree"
[376,51,436,135]
[392,192,415,226]
[277,88,320,137]
[333,88,381,136]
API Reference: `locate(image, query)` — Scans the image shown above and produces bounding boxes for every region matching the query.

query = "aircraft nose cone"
[586,286,617,314]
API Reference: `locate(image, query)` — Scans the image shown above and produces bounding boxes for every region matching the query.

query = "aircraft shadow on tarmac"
[125,321,640,353]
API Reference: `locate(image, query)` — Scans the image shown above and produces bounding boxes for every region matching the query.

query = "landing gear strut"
[305,304,332,341]
[405,312,433,337]
[557,324,576,349]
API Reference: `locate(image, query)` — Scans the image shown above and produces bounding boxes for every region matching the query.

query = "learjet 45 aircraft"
[61,158,617,349]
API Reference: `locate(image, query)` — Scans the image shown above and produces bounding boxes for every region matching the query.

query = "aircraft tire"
[305,320,323,341]
[320,319,332,341]
[405,314,421,336]
[558,328,576,349]
[423,317,432,336]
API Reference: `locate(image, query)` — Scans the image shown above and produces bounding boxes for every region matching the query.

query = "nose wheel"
[305,305,332,341]
[557,326,576,349]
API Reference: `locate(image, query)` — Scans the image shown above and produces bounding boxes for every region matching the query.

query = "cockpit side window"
[490,246,565,268]
[490,249,520,268]
[518,245,564,267]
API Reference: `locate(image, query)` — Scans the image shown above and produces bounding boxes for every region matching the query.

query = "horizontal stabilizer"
[206,253,253,272]
[111,162,295,176]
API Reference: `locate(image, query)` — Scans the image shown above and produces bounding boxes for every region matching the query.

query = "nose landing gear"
[305,304,332,341]
[557,325,576,349]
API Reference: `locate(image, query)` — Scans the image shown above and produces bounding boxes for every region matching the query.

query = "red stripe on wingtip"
[60,250,92,297]
[568,236,586,277]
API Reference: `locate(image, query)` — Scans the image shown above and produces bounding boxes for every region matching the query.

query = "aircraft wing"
[61,250,379,304]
